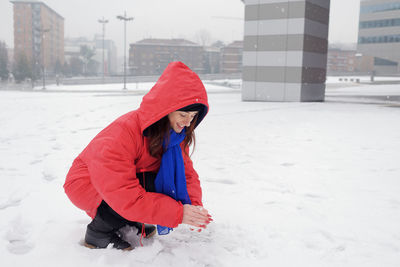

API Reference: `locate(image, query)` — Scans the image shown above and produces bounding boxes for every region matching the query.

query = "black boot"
[131,222,157,238]
[84,213,132,250]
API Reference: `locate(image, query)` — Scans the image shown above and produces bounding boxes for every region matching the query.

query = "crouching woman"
[64,62,212,250]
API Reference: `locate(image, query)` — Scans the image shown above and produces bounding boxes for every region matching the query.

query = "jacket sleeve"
[182,144,203,206]
[81,121,183,228]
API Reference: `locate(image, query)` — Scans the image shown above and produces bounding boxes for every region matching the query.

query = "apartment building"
[11,0,64,75]
[358,0,400,74]
[129,39,203,76]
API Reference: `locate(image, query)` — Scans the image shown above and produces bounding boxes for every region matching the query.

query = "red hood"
[138,61,209,134]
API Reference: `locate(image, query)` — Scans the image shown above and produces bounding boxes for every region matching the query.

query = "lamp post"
[38,27,50,90]
[98,17,109,84]
[117,11,134,90]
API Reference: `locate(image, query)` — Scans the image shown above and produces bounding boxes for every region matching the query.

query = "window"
[374,57,398,66]
[361,2,400,13]
[359,34,400,44]
[360,18,400,29]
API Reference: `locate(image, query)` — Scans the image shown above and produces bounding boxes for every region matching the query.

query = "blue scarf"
[154,128,191,235]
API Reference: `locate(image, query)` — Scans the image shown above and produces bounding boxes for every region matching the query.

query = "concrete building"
[358,0,400,74]
[354,53,375,73]
[11,0,64,76]
[129,39,203,76]
[220,41,243,73]
[242,0,330,102]
[327,48,356,74]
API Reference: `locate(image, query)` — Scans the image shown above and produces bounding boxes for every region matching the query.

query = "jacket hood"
[138,61,209,134]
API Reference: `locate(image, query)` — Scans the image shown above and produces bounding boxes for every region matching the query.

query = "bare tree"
[0,41,9,81]
[195,29,212,47]
[80,45,96,76]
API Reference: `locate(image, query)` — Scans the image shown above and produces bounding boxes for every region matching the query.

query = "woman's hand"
[182,204,213,229]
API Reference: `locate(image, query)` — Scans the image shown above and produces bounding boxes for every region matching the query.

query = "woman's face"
[168,111,198,133]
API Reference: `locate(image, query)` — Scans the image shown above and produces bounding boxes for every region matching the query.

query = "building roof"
[226,40,243,48]
[134,38,201,47]
[204,46,221,52]
[10,0,64,20]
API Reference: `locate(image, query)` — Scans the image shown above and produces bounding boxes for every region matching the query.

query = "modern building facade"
[220,41,243,73]
[358,0,400,74]
[242,0,330,102]
[11,0,64,76]
[129,39,203,76]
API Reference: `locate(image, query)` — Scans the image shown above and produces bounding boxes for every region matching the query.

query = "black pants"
[93,172,156,231]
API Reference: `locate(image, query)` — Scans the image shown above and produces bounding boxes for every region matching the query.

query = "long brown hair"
[147,114,198,158]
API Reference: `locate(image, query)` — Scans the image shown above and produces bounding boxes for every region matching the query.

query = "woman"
[64,62,212,250]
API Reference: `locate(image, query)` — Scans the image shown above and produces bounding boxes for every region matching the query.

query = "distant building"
[64,36,117,75]
[129,38,203,76]
[64,37,94,61]
[220,40,243,73]
[203,46,221,74]
[327,48,356,74]
[94,35,117,75]
[7,47,14,67]
[11,0,64,75]
[354,53,375,73]
[358,0,400,74]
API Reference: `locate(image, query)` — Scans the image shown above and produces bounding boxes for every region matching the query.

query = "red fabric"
[64,62,208,228]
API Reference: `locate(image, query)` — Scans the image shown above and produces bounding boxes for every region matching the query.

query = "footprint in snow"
[6,218,34,255]
[205,178,236,185]
[42,171,57,182]
[304,193,325,199]
[30,159,43,165]
[281,162,295,167]
[0,197,22,210]
[52,144,62,151]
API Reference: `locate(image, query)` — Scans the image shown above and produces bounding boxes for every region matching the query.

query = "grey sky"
[0,0,360,53]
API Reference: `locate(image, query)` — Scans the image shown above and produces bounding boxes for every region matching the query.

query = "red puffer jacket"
[64,62,209,228]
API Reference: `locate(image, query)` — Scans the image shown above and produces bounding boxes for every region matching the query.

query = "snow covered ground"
[1,82,400,267]
[326,76,400,84]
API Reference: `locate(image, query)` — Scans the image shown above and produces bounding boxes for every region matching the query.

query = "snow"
[1,81,400,266]
[34,80,240,93]
[326,76,400,84]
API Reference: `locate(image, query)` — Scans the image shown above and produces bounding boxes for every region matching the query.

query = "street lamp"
[36,27,50,90]
[98,17,109,84]
[117,11,134,90]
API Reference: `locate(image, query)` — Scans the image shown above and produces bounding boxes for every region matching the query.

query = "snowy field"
[326,76,400,84]
[1,82,400,267]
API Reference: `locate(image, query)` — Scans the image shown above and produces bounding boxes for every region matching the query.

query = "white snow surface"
[326,76,400,84]
[1,82,400,267]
